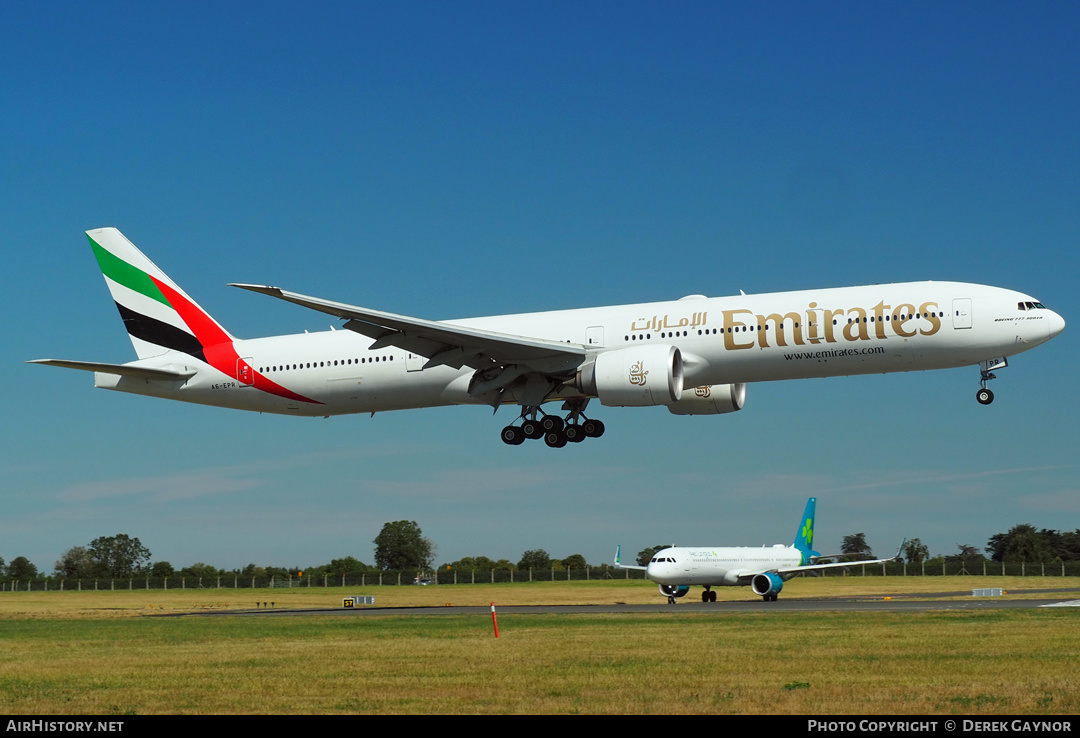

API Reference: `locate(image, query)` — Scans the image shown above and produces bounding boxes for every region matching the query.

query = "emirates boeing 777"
[32,228,1064,446]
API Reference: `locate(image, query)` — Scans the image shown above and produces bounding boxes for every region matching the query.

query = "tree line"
[0,522,592,582]
[826,526,1080,567]
[896,524,1080,566]
[4,521,1079,582]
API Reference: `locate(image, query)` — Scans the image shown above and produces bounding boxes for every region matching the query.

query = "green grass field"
[1,578,1077,715]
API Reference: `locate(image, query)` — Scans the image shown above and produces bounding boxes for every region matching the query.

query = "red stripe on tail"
[151,277,322,405]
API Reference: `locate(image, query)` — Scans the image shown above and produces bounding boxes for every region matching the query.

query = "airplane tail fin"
[86,228,235,361]
[793,497,821,564]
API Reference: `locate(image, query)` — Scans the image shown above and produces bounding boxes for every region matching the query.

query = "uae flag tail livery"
[89,227,235,363]
[32,229,317,406]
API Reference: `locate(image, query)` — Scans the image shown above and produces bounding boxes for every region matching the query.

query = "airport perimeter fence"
[0,566,641,592]
[3,560,1080,591]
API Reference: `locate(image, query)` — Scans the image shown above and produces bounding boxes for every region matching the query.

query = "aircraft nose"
[1048,310,1066,339]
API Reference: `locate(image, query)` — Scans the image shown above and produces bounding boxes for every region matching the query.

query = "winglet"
[613,545,648,572]
[228,283,285,297]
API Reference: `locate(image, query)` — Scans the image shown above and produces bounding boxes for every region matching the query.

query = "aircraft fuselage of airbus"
[645,545,804,587]
[616,497,903,602]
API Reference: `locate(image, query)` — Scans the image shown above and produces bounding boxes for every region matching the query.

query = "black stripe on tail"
[115,303,207,362]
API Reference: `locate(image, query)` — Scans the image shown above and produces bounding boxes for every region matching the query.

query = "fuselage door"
[237,357,255,386]
[952,298,972,329]
[804,308,825,344]
[405,352,426,372]
[586,326,604,347]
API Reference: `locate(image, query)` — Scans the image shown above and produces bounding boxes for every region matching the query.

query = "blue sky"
[3,3,1077,573]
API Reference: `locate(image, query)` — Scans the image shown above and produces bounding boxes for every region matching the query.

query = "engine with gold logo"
[576,344,684,406]
[667,383,746,415]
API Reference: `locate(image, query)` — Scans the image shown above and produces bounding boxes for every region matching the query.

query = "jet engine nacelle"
[667,383,747,415]
[750,572,784,598]
[659,584,690,598]
[577,344,684,407]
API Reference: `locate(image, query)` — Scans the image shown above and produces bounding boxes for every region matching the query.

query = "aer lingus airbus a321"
[614,497,902,603]
[32,228,1064,446]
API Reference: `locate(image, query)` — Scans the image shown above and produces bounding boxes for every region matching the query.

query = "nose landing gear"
[976,357,1007,405]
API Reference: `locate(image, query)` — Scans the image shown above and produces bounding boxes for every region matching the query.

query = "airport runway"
[187,588,1080,618]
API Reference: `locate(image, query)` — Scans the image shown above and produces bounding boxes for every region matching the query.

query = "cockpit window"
[1018,301,1048,311]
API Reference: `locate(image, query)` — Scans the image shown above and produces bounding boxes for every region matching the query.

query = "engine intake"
[659,584,689,598]
[751,572,783,598]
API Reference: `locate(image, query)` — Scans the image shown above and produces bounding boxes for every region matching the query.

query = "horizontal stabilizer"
[28,359,195,381]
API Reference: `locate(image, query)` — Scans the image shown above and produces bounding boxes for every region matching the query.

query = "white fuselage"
[94,280,1065,416]
[646,545,803,587]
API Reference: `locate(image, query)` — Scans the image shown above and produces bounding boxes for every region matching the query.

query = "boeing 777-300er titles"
[614,497,903,603]
[32,229,1065,446]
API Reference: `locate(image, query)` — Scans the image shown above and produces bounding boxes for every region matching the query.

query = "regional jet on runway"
[615,497,901,603]
[32,229,1064,446]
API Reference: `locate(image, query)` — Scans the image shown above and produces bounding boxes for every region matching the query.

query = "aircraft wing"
[772,540,906,577]
[230,284,586,376]
[27,359,195,381]
[612,545,648,571]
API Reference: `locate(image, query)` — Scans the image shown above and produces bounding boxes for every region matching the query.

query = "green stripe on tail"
[88,233,170,307]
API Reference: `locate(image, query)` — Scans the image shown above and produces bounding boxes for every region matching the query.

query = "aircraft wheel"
[976,388,994,405]
[709,590,717,602]
[500,426,525,445]
[701,591,710,603]
[667,596,676,605]
[540,415,564,433]
[582,419,605,438]
[544,430,567,448]
[521,419,542,439]
[564,424,586,443]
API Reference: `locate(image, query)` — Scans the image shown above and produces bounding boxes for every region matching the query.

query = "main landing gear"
[700,587,717,603]
[500,401,606,447]
[976,357,1007,405]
